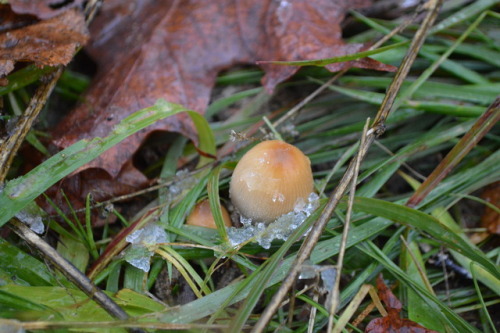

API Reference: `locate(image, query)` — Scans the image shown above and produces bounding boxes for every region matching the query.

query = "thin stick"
[0,68,63,183]
[372,0,443,128]
[9,220,139,327]
[251,1,443,330]
[327,119,369,332]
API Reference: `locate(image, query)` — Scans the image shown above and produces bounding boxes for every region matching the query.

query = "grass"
[0,1,499,332]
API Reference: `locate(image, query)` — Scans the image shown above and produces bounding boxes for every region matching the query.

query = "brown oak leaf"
[0,6,89,79]
[47,0,395,211]
[9,0,86,19]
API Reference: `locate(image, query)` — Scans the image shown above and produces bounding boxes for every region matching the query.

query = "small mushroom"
[186,199,232,229]
[229,140,314,223]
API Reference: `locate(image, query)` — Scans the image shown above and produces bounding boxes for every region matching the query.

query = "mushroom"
[229,140,314,223]
[186,199,232,229]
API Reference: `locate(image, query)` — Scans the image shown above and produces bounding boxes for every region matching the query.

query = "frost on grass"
[124,224,167,272]
[15,203,45,234]
[163,169,197,203]
[227,192,319,249]
[299,263,337,301]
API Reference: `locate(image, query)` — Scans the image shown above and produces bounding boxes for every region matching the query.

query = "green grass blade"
[257,41,407,66]
[360,242,481,333]
[430,0,500,33]
[0,99,211,228]
[158,218,392,324]
[207,163,232,243]
[351,197,500,280]
[0,239,66,287]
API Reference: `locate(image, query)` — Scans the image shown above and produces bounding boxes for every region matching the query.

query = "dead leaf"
[9,0,86,19]
[481,181,500,234]
[0,6,89,79]
[365,275,438,333]
[46,0,395,211]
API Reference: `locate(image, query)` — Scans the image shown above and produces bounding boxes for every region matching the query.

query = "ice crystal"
[124,224,167,272]
[15,205,44,234]
[227,192,319,249]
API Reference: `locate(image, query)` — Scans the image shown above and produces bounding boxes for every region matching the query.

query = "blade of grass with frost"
[0,99,215,228]
[158,218,392,324]
[430,0,499,33]
[165,225,260,272]
[349,197,500,279]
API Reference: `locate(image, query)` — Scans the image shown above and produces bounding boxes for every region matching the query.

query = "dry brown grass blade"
[251,0,443,331]
[407,96,500,207]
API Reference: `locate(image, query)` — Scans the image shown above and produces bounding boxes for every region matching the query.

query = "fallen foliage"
[47,0,394,209]
[365,275,439,333]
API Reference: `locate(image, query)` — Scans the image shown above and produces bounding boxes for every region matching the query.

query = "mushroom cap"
[229,140,313,223]
[186,199,232,229]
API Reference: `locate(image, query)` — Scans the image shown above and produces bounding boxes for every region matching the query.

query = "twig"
[251,0,443,331]
[9,220,134,324]
[327,119,368,332]
[0,68,63,183]
[372,0,443,128]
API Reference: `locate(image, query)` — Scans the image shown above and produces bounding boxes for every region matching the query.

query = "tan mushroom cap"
[186,199,232,229]
[229,140,314,223]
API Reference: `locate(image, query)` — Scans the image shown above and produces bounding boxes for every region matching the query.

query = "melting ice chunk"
[124,224,168,272]
[227,192,319,249]
[320,267,337,294]
[15,205,45,234]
